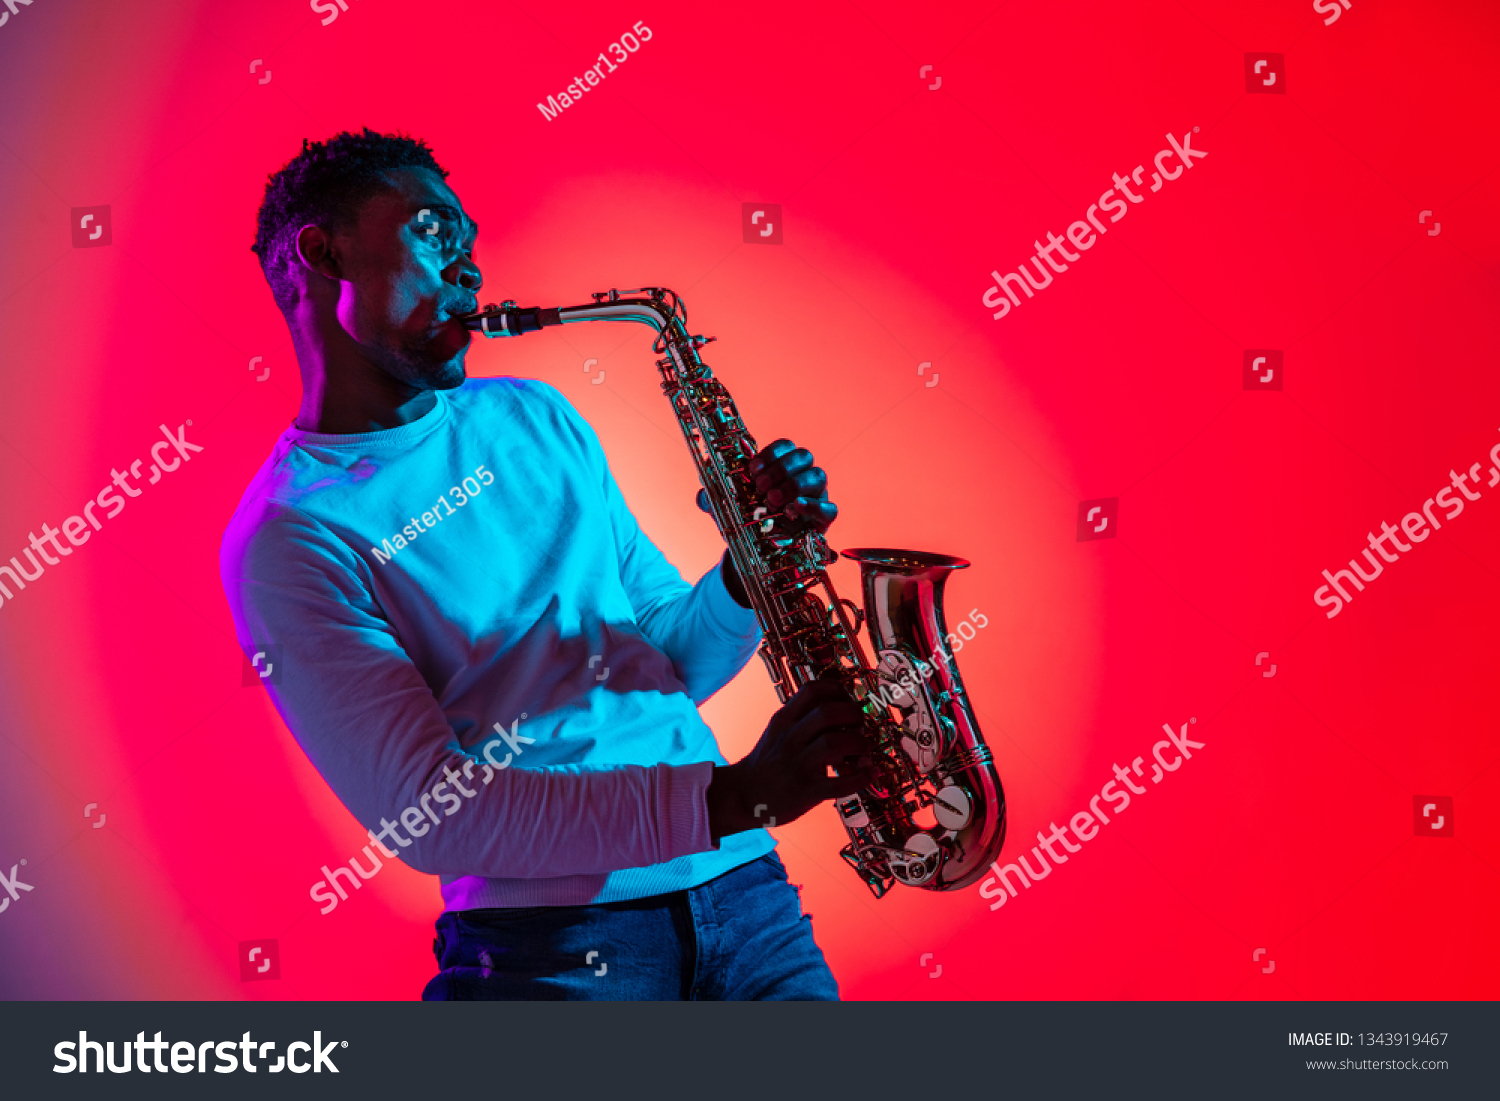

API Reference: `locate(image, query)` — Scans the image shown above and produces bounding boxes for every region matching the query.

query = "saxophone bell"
[839,548,1007,893]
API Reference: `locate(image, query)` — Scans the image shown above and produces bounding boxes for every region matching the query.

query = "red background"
[0,0,1496,1000]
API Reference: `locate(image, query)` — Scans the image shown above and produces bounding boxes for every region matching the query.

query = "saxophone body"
[464,288,1006,896]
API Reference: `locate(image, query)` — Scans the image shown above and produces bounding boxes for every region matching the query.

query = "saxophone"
[463,288,1006,897]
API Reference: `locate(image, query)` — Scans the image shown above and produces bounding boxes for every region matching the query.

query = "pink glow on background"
[0,0,1496,999]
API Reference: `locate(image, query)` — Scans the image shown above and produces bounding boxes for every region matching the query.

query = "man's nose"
[448,257,482,293]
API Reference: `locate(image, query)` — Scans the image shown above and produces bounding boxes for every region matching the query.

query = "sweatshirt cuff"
[704,554,761,635]
[662,760,717,858]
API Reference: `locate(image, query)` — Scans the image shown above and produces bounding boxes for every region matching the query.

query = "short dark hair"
[251,128,448,311]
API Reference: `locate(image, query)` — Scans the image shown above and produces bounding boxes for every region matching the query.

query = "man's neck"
[294,382,437,434]
[290,312,439,434]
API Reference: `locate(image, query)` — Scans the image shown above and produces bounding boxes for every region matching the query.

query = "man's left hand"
[710,438,837,608]
[746,438,838,534]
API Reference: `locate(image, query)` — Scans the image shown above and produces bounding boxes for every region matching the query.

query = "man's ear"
[294,223,342,283]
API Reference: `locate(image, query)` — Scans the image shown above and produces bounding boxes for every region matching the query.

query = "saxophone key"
[931,784,972,831]
[837,795,870,829]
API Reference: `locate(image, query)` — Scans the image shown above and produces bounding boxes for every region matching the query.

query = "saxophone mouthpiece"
[465,302,564,339]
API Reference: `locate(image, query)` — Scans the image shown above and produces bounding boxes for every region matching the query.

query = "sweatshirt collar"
[286,388,452,449]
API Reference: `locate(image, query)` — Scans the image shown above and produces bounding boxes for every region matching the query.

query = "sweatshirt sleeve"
[538,379,763,702]
[601,463,763,704]
[221,502,717,879]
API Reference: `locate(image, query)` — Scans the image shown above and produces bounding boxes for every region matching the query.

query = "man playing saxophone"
[221,129,874,1000]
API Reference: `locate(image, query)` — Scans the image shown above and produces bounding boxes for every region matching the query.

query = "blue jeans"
[421,852,838,1000]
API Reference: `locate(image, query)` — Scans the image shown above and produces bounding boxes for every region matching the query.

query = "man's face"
[329,166,482,391]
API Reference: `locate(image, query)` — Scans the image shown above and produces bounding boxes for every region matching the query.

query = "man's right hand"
[705,678,877,844]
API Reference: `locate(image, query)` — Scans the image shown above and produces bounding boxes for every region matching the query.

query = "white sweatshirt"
[220,377,773,910]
